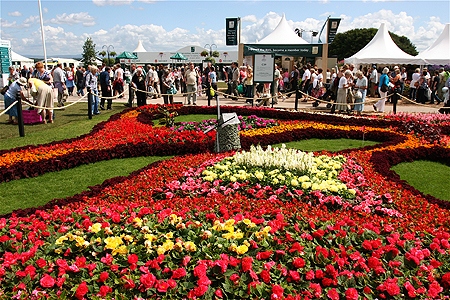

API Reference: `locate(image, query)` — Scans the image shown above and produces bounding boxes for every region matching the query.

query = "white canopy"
[256,14,309,45]
[344,23,424,65]
[417,23,450,66]
[133,40,147,52]
[11,51,34,66]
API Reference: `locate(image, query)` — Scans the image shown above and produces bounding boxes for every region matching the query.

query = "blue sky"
[1,0,449,57]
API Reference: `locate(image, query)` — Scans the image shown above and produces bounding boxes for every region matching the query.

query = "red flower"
[271,284,284,300]
[229,273,240,283]
[260,269,271,283]
[157,280,169,293]
[345,288,358,300]
[292,257,305,269]
[428,281,443,298]
[97,285,112,297]
[327,288,339,300]
[140,273,156,289]
[256,251,272,260]
[215,288,224,298]
[127,254,138,264]
[442,272,450,289]
[75,281,89,300]
[172,267,187,279]
[289,270,300,282]
[39,274,55,288]
[241,256,253,272]
[98,271,109,283]
[36,258,46,268]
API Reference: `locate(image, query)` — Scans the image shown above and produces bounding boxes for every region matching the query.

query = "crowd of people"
[3,60,450,125]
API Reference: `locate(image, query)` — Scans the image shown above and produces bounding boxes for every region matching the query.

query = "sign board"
[253,54,274,83]
[226,18,239,46]
[244,44,323,58]
[327,18,341,43]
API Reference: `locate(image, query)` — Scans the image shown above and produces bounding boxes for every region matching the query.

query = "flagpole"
[38,0,48,69]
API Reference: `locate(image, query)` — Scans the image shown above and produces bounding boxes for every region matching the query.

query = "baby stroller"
[312,83,336,109]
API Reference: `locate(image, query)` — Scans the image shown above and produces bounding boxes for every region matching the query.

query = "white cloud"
[49,12,96,27]
[92,0,133,6]
[0,19,18,28]
[241,15,258,24]
[8,11,22,17]
[6,10,446,57]
[23,15,40,27]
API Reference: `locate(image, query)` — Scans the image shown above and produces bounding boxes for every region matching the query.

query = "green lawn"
[391,160,450,201]
[0,156,169,215]
[274,139,379,152]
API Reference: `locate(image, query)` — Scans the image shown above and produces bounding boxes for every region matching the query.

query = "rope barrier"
[91,86,129,99]
[0,100,19,117]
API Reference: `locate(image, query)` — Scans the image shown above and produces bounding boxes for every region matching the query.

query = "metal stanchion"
[88,90,93,119]
[294,87,299,111]
[16,91,25,137]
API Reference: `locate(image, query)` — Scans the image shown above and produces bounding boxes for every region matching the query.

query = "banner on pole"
[327,18,341,43]
[226,18,239,46]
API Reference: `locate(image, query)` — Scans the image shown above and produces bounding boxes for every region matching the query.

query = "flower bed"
[1,104,450,299]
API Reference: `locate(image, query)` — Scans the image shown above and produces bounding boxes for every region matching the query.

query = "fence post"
[294,87,299,111]
[16,91,25,137]
[88,90,93,119]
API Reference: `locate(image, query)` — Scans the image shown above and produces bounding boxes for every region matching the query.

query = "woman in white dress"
[335,70,353,113]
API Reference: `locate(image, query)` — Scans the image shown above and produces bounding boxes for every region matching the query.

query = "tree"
[82,37,97,67]
[328,28,418,61]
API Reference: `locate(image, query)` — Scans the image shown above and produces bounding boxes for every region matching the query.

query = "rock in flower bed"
[0,104,450,299]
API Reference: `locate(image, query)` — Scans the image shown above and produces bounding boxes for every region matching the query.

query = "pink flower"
[39,274,55,288]
[327,288,339,300]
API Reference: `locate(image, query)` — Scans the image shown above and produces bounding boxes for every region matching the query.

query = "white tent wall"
[417,23,450,66]
[344,23,425,66]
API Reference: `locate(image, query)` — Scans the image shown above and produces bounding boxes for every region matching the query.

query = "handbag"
[354,90,363,99]
[380,84,388,92]
[0,85,9,95]
[167,84,177,95]
[209,87,215,97]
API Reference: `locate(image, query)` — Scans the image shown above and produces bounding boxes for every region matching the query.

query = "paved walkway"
[87,89,441,115]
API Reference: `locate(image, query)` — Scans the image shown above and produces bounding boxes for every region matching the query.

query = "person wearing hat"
[3,77,28,125]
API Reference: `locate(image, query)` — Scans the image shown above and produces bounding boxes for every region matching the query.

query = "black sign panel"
[226,18,239,46]
[327,18,341,44]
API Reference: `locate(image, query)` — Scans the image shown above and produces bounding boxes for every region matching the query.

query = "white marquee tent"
[133,40,147,53]
[344,23,425,65]
[256,14,309,45]
[11,51,34,67]
[417,23,450,66]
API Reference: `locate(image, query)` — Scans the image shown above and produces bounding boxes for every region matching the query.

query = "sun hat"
[17,77,28,86]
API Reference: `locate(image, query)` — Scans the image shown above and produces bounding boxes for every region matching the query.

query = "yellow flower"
[174,242,183,252]
[89,223,102,233]
[236,244,248,255]
[291,179,299,186]
[123,235,134,243]
[75,236,87,248]
[225,219,235,227]
[229,243,237,252]
[184,241,197,252]
[104,236,124,251]
[112,245,128,256]
[301,182,312,189]
[165,232,174,239]
[145,234,157,242]
[55,235,68,245]
[132,217,143,227]
[54,249,63,254]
